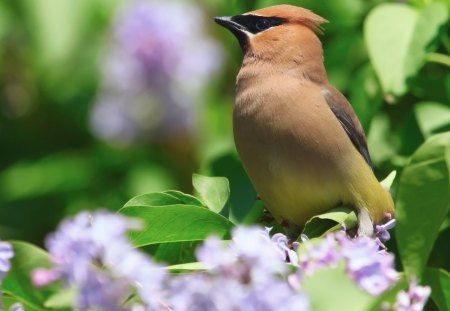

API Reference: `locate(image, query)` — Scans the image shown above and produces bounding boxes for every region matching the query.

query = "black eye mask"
[231,15,286,34]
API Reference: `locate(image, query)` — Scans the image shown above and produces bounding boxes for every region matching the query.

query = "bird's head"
[215,5,328,64]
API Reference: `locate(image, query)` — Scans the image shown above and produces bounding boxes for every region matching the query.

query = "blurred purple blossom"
[196,227,287,284]
[298,233,342,278]
[32,211,167,310]
[337,233,397,295]
[395,279,431,311]
[29,209,426,311]
[195,236,236,271]
[31,268,61,287]
[169,273,309,311]
[230,227,287,283]
[77,271,130,311]
[8,303,24,311]
[271,232,299,264]
[375,219,396,242]
[0,241,14,279]
[173,226,309,311]
[298,231,398,295]
[90,0,224,144]
[0,241,15,311]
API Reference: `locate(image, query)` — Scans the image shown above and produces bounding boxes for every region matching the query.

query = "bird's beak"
[214,16,249,52]
[214,16,247,34]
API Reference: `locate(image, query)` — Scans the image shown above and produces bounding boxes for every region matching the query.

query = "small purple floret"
[375,219,396,242]
[395,278,431,311]
[34,211,166,310]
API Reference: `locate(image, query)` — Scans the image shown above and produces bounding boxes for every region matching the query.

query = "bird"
[214,5,394,237]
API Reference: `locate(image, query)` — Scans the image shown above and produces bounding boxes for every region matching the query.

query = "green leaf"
[380,171,397,191]
[192,174,230,214]
[163,190,205,207]
[44,288,74,309]
[19,0,91,67]
[0,3,12,44]
[146,241,200,266]
[3,241,57,310]
[125,164,176,196]
[349,64,383,130]
[119,205,233,247]
[302,265,376,311]
[0,153,95,202]
[367,113,399,165]
[204,151,257,223]
[123,192,183,208]
[302,206,357,239]
[395,132,450,278]
[414,102,450,138]
[424,268,450,311]
[364,3,448,97]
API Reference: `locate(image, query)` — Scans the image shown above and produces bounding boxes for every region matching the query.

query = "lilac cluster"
[0,242,14,281]
[171,227,309,310]
[32,211,167,310]
[90,0,223,144]
[0,241,23,311]
[28,210,431,310]
[375,216,396,242]
[33,217,309,310]
[394,279,431,311]
[296,231,398,295]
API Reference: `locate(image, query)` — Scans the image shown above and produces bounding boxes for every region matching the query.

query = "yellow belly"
[235,134,346,225]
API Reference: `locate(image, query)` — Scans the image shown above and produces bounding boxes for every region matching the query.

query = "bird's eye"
[255,19,271,31]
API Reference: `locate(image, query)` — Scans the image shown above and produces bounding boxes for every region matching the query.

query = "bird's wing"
[321,86,373,169]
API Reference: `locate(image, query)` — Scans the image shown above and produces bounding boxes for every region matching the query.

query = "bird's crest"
[247,5,328,33]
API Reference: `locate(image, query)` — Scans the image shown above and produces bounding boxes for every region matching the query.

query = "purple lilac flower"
[169,274,245,310]
[375,219,396,242]
[0,241,24,311]
[337,232,398,295]
[172,226,309,311]
[271,232,299,264]
[32,211,167,310]
[0,241,15,311]
[31,268,61,287]
[0,241,14,279]
[394,279,431,311]
[90,0,224,144]
[170,274,310,311]
[242,280,310,311]
[195,236,236,271]
[8,303,24,311]
[298,231,398,295]
[298,234,342,275]
[230,227,287,283]
[28,209,409,310]
[196,227,287,283]
[77,271,130,311]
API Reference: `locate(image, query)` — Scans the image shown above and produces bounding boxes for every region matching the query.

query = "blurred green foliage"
[0,0,449,308]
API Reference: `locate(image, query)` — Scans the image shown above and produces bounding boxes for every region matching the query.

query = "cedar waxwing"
[215,5,394,236]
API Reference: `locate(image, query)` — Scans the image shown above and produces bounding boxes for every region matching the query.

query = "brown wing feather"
[321,86,373,169]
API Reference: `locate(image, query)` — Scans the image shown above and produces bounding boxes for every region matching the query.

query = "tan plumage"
[215,5,394,235]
